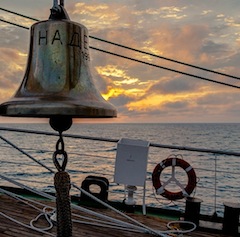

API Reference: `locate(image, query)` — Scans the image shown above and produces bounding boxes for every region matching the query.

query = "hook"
[52,0,61,13]
[52,0,64,9]
[53,0,58,8]
[49,0,69,20]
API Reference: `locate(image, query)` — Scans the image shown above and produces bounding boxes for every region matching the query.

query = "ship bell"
[0,4,116,118]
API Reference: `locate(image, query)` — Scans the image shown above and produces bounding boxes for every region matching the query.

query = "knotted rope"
[54,171,72,237]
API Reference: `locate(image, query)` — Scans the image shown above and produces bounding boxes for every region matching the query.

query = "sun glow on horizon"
[127,90,209,111]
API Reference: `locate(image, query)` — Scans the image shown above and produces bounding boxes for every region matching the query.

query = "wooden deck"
[0,194,233,237]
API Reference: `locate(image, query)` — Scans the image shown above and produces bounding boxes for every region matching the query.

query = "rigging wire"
[90,35,240,81]
[0,18,240,89]
[0,7,240,82]
[0,7,38,21]
[0,18,29,30]
[0,166,194,236]
[91,46,240,89]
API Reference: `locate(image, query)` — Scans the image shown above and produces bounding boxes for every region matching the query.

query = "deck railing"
[0,126,240,217]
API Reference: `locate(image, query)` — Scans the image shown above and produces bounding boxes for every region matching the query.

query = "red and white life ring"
[152,157,197,200]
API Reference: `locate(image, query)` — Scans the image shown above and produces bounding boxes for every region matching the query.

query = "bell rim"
[0,100,117,118]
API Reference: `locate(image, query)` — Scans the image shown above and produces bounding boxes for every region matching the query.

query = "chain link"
[53,132,68,172]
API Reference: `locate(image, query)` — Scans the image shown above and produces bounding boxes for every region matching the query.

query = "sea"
[0,123,240,216]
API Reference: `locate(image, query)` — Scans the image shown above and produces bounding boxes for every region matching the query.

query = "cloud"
[163,100,190,110]
[147,76,199,94]
[0,48,26,94]
[1,0,240,123]
[70,2,128,30]
[197,91,240,107]
[0,25,29,51]
[96,65,139,86]
[133,6,187,20]
[201,40,229,55]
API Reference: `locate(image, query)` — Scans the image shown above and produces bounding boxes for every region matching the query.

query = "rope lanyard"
[49,115,73,237]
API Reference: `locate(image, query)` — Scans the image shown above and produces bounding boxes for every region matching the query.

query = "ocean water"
[0,123,240,216]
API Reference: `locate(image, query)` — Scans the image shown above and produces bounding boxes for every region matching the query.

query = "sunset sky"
[0,0,240,123]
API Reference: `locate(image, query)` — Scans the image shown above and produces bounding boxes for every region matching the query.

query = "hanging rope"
[54,171,72,237]
[52,126,72,236]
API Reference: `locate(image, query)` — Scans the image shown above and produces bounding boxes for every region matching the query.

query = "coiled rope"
[0,173,197,237]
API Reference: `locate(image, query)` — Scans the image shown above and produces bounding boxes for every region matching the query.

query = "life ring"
[152,157,197,200]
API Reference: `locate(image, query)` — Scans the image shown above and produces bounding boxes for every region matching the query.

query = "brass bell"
[0,4,116,118]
